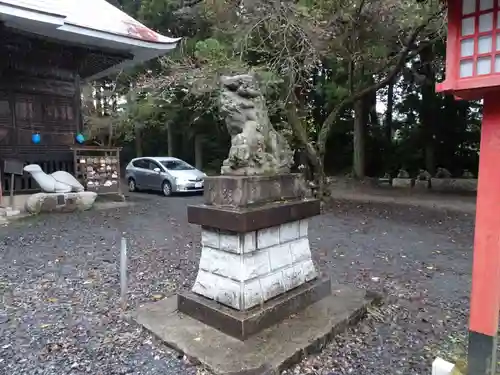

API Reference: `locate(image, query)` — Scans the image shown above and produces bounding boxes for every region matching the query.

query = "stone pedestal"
[179,174,329,339]
[134,173,378,374]
[414,179,430,191]
[392,178,413,188]
[430,178,478,193]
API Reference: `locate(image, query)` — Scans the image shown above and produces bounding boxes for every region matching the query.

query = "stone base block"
[25,191,97,214]
[414,179,430,190]
[392,178,413,188]
[0,207,21,217]
[179,277,331,340]
[430,178,478,193]
[204,174,309,207]
[193,218,318,310]
[133,284,378,375]
[188,198,320,232]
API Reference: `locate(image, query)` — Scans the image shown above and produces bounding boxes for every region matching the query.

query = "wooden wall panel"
[0,92,12,147]
[0,76,76,97]
[0,69,80,194]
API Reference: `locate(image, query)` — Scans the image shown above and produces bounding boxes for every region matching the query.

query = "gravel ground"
[284,201,473,375]
[0,192,474,375]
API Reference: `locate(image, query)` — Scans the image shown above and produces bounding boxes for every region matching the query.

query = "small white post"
[432,358,456,375]
[120,236,128,311]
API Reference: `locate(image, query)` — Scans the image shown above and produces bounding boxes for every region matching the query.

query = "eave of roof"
[0,0,180,80]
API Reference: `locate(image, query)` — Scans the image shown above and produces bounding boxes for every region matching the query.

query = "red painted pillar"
[467,94,500,375]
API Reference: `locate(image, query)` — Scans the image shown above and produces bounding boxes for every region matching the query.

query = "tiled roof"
[0,0,176,43]
[0,0,64,16]
[0,0,179,80]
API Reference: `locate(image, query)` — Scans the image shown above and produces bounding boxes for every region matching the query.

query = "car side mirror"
[153,168,161,173]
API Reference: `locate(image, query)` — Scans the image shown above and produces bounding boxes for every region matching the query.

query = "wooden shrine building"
[0,0,178,193]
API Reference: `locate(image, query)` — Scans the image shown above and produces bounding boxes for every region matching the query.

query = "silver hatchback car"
[125,156,206,196]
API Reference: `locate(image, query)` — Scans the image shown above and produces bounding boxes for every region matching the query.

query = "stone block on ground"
[392,178,413,188]
[430,178,477,193]
[432,357,458,375]
[25,191,97,214]
[455,179,478,192]
[413,179,430,191]
[132,284,378,375]
[376,177,392,186]
[0,207,21,217]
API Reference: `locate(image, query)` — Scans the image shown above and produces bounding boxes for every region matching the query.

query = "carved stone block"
[204,174,309,207]
[25,192,97,214]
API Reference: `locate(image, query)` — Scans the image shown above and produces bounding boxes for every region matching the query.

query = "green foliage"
[96,0,480,178]
[194,38,227,62]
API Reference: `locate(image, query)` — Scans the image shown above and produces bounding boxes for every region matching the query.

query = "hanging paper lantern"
[75,133,85,144]
[31,133,41,144]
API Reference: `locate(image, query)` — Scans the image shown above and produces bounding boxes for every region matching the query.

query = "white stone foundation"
[192,219,318,310]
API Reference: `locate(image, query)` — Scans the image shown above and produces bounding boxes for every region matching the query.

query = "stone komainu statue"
[397,169,410,178]
[219,74,294,176]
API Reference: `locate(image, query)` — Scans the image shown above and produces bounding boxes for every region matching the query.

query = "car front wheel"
[162,180,172,197]
[128,178,138,192]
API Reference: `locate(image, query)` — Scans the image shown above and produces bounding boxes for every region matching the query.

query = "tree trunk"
[194,134,203,170]
[385,80,394,143]
[167,122,174,156]
[419,45,436,174]
[107,122,113,147]
[284,73,326,199]
[94,82,102,116]
[315,19,432,162]
[134,125,143,157]
[284,96,325,198]
[353,97,368,179]
[368,86,378,127]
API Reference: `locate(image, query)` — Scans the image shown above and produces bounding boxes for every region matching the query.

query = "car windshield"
[160,160,195,171]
